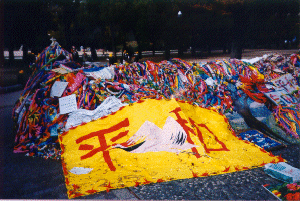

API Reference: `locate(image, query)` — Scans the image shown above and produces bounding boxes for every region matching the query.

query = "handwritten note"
[59,94,78,114]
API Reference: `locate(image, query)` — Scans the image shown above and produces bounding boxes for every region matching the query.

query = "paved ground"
[1,90,300,200]
[1,49,300,199]
[138,49,299,63]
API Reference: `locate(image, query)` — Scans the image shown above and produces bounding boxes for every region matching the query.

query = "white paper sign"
[264,87,298,106]
[59,94,78,114]
[50,81,69,98]
[271,74,299,94]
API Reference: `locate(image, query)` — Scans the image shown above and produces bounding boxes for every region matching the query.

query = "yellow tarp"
[59,98,283,198]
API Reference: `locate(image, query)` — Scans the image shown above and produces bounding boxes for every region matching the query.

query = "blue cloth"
[239,130,281,149]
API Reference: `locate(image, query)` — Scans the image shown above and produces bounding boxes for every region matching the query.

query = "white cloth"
[84,67,115,80]
[65,96,127,130]
[241,57,262,64]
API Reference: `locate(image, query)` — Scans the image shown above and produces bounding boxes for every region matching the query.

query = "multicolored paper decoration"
[12,42,300,159]
[263,182,300,200]
[34,42,73,71]
[273,104,300,139]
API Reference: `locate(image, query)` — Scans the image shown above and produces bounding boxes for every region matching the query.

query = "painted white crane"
[113,116,198,154]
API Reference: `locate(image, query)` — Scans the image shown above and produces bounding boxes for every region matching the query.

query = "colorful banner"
[59,99,284,198]
[271,74,299,94]
[264,87,298,106]
[265,73,300,106]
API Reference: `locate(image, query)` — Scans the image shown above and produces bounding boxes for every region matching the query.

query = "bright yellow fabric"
[59,99,282,198]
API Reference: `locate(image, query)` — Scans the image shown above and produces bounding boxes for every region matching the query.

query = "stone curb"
[0,84,23,94]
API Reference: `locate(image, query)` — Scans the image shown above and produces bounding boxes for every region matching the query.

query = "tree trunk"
[164,39,170,60]
[0,0,4,68]
[191,44,196,57]
[137,40,142,61]
[177,34,184,58]
[152,41,155,56]
[23,44,28,64]
[222,44,227,54]
[165,47,170,60]
[62,4,75,50]
[230,40,242,59]
[91,46,97,61]
[178,46,184,58]
[112,40,116,59]
[110,25,117,59]
[64,26,71,50]
[228,44,232,54]
[9,46,14,66]
[207,45,211,56]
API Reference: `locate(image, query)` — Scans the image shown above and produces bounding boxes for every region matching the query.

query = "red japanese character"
[76,118,129,171]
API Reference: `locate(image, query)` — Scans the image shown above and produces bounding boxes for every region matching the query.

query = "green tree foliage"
[3,0,299,61]
[47,0,80,50]
[4,0,53,64]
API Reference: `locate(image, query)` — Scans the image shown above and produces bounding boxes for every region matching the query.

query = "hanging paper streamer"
[34,42,73,71]
[12,42,300,160]
[273,104,300,139]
